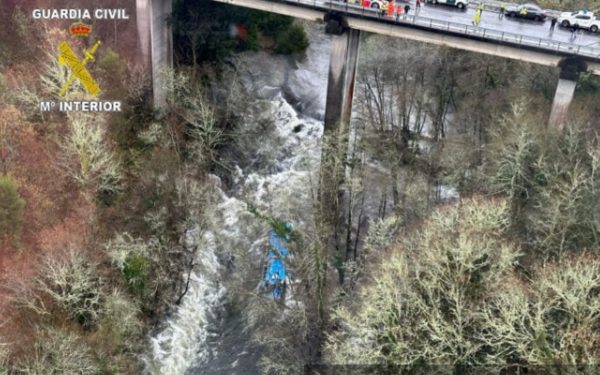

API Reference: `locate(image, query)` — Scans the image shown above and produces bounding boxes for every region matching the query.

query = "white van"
[558,10,600,33]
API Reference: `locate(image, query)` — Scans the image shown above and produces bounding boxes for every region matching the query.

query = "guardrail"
[278,0,600,59]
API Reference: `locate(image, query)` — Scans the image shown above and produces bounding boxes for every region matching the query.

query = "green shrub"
[123,254,150,297]
[0,175,25,246]
[275,24,309,55]
[576,73,600,96]
[97,48,128,99]
[258,14,294,37]
[109,74,156,169]
[105,233,152,299]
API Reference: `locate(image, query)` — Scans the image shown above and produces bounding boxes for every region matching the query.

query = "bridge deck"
[213,0,600,74]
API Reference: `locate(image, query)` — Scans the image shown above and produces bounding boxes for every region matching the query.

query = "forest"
[0,0,599,374]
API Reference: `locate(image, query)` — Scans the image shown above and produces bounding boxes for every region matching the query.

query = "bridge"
[136,0,600,129]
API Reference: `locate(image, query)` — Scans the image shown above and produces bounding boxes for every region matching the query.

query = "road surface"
[414,4,599,47]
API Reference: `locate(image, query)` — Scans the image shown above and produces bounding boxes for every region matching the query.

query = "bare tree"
[326,196,600,373]
[17,328,99,375]
[481,254,600,374]
[485,105,600,258]
[325,198,519,372]
[59,112,122,196]
[162,69,224,169]
[37,250,103,329]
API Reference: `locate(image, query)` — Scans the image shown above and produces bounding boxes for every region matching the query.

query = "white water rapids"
[145,23,331,375]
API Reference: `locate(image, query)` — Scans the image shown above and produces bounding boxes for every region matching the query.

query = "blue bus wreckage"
[257,223,292,301]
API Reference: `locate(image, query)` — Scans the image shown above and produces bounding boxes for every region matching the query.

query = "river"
[145,22,332,375]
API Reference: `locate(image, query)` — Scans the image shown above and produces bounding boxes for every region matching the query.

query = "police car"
[425,0,469,10]
[558,10,600,33]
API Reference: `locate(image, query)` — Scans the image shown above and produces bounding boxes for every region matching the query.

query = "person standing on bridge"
[396,3,404,20]
[499,2,507,19]
[549,17,557,35]
[570,23,579,41]
[388,1,395,18]
[472,9,482,26]
[416,0,421,12]
[404,4,411,16]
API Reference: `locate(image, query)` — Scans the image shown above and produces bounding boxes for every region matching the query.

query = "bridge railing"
[276,0,600,59]
[405,11,600,57]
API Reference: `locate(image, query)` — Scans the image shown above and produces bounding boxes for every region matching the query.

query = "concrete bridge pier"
[319,14,360,266]
[136,0,173,110]
[548,57,587,129]
[323,16,360,134]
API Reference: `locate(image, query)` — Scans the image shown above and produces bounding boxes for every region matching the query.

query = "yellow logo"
[57,40,102,96]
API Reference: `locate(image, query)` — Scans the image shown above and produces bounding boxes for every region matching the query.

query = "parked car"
[425,0,468,10]
[505,3,547,21]
[558,10,600,33]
